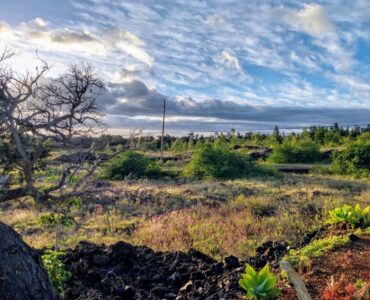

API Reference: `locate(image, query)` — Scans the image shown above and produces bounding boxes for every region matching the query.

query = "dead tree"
[129,128,143,149]
[0,48,105,205]
[0,47,112,299]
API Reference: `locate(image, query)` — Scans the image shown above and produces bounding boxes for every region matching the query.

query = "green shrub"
[327,204,370,228]
[41,250,71,293]
[331,141,370,177]
[105,151,161,180]
[268,140,322,163]
[239,263,280,299]
[183,145,255,179]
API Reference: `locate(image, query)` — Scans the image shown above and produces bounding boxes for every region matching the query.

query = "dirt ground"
[280,235,370,299]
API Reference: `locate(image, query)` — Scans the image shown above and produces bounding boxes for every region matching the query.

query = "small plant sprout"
[239,263,280,300]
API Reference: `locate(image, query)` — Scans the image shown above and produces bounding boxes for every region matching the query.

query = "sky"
[1,0,370,135]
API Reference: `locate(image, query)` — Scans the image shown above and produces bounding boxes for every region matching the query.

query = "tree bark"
[0,221,58,300]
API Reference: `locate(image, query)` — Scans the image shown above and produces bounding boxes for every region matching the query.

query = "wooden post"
[280,260,312,300]
[160,98,166,164]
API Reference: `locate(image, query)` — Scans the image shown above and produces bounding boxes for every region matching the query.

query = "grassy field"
[1,170,369,260]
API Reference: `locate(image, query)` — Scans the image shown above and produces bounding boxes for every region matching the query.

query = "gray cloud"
[99,80,370,133]
[51,31,97,44]
[105,106,370,134]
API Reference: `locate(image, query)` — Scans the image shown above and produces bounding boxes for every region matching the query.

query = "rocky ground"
[61,229,369,300]
[62,239,289,300]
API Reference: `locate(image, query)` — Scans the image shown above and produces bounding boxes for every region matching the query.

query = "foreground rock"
[63,242,240,299]
[62,239,293,300]
[0,221,57,300]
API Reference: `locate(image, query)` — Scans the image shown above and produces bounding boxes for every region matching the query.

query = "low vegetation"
[284,236,350,270]
[41,250,71,293]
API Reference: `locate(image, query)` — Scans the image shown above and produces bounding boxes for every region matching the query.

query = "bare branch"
[0,47,107,205]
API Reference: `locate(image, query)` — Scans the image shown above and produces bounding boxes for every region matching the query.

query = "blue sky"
[1,0,370,134]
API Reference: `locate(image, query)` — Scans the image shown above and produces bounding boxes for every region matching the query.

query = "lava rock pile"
[62,241,245,299]
[62,237,294,300]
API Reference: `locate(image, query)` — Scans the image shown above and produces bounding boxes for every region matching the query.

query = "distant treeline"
[71,123,370,152]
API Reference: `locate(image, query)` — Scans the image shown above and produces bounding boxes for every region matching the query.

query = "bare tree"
[0,48,106,205]
[129,128,143,149]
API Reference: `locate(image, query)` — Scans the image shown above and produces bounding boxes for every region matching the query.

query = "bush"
[183,145,255,179]
[331,141,370,177]
[268,140,322,163]
[105,151,161,180]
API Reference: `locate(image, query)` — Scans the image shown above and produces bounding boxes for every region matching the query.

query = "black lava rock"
[223,256,240,269]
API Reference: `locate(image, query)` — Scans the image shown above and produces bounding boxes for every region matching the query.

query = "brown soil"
[280,235,370,300]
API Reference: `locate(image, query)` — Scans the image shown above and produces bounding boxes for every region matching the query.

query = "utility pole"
[160,98,166,164]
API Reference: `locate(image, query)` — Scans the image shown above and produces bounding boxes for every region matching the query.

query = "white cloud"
[0,21,11,33]
[216,50,241,71]
[33,17,48,28]
[288,3,334,36]
[0,18,153,67]
[204,15,226,27]
[0,21,12,38]
[115,41,153,67]
[330,74,370,93]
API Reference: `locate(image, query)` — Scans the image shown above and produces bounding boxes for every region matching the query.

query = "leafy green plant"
[41,250,71,293]
[284,236,350,269]
[104,151,161,180]
[327,204,370,228]
[239,263,280,299]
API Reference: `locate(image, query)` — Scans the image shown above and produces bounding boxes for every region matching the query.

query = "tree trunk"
[0,221,58,300]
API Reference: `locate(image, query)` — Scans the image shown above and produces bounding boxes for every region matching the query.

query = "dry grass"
[1,173,369,259]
